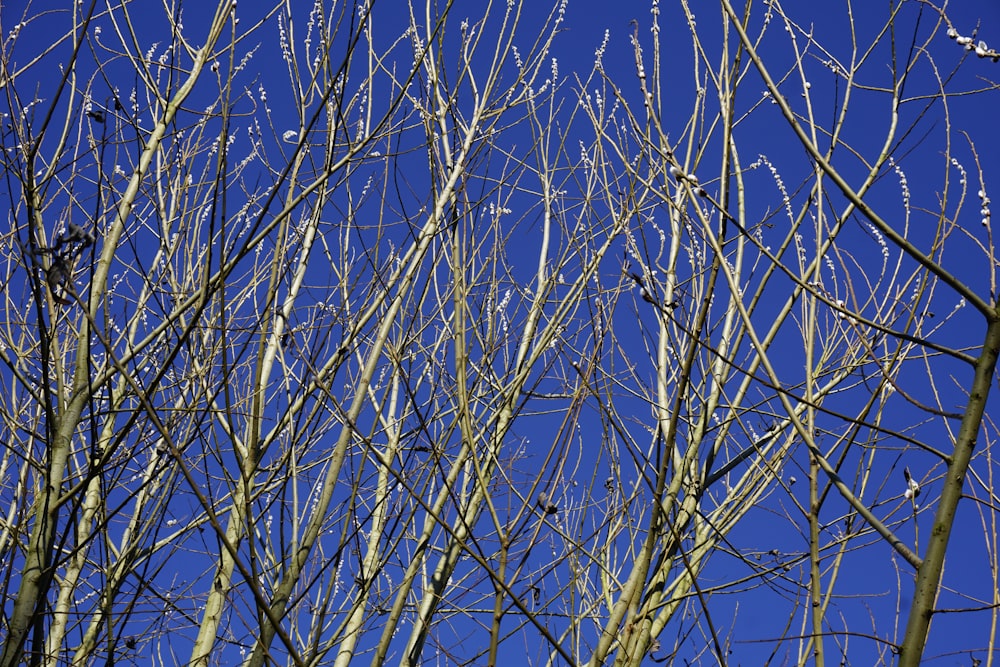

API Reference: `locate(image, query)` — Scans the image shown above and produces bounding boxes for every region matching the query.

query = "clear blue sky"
[3,0,1000,664]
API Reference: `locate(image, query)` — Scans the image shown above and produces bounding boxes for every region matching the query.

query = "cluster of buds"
[947,27,1000,61]
[979,189,992,227]
[668,164,707,198]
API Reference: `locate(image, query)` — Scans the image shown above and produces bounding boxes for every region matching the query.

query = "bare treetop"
[0,1,998,665]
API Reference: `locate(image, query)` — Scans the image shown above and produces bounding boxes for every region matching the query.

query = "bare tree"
[1,0,997,665]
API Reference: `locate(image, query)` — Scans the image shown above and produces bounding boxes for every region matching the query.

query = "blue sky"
[3,0,1000,665]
